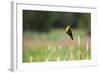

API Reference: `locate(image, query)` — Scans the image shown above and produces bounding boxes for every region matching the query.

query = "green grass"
[23,29,91,63]
[23,45,91,62]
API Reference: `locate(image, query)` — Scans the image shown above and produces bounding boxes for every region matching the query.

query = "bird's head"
[65,26,70,32]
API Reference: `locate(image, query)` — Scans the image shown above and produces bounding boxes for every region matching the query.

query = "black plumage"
[65,26,73,40]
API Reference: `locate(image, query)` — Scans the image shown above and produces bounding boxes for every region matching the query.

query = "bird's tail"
[71,36,73,40]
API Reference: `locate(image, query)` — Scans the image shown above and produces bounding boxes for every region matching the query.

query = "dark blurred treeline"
[23,10,91,32]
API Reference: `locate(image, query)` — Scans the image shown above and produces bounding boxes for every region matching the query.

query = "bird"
[65,26,73,40]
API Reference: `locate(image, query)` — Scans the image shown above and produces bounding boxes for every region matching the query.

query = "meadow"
[23,29,91,62]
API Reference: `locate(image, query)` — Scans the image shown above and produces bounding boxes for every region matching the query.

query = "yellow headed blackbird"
[65,26,73,40]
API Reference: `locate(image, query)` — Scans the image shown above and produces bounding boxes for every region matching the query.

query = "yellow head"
[65,26,70,32]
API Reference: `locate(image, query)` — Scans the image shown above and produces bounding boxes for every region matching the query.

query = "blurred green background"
[23,10,91,62]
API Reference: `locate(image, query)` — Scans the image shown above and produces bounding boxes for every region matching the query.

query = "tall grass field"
[23,29,91,62]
